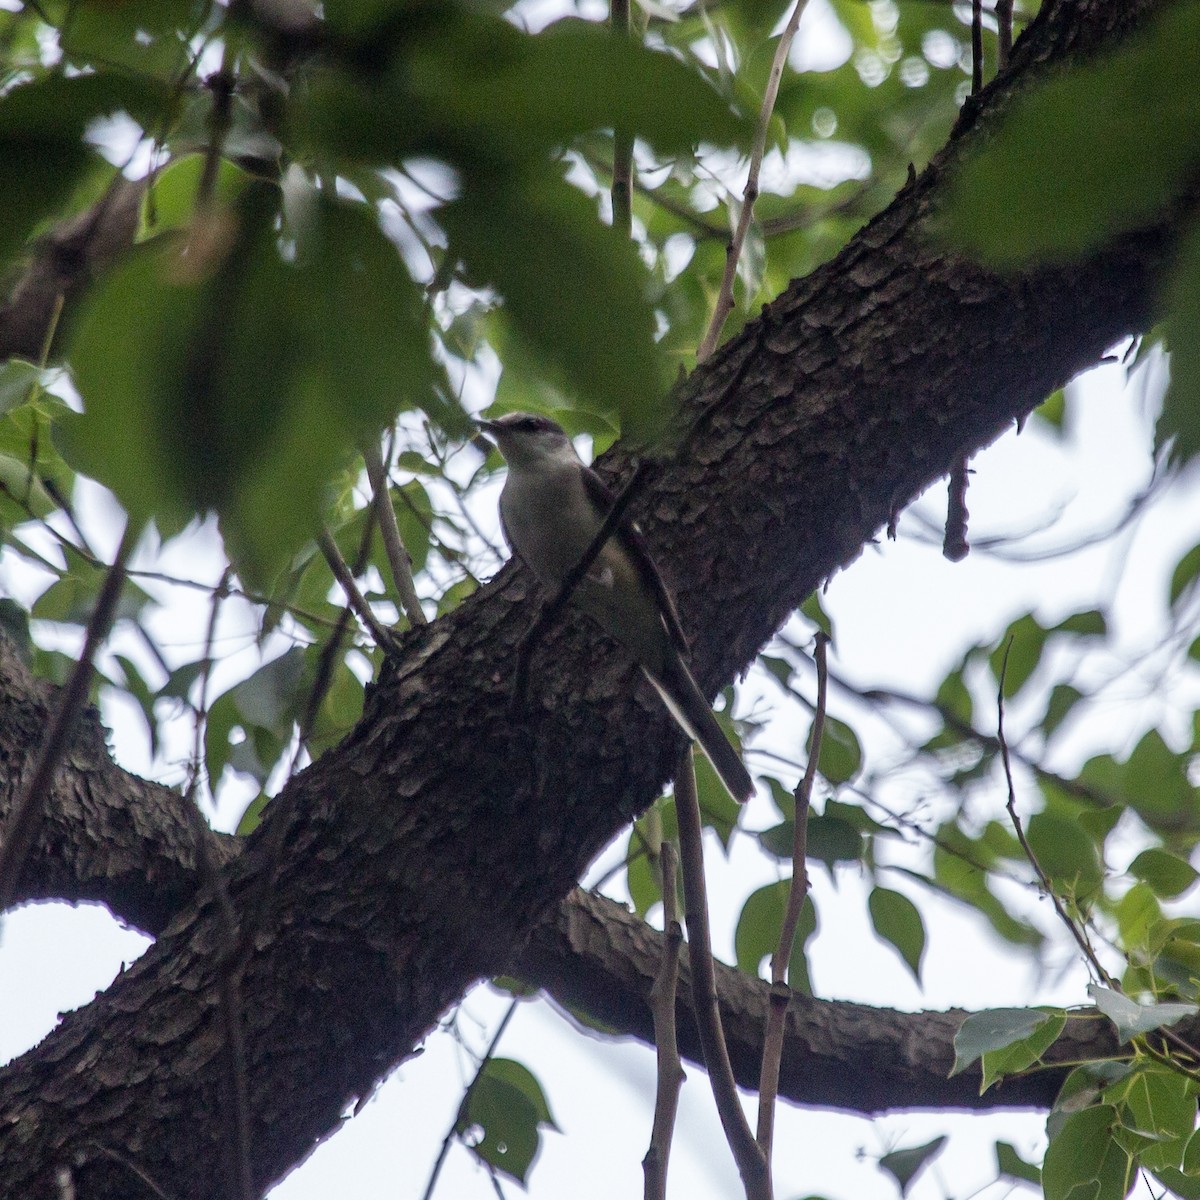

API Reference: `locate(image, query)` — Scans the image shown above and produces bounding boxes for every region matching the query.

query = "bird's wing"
[581,466,691,657]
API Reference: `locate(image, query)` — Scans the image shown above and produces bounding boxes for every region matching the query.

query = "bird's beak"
[475,418,502,436]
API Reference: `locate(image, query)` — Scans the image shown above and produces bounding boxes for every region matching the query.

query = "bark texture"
[0,2,1188,1196]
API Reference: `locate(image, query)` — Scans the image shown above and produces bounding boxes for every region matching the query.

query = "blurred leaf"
[1169,542,1200,610]
[1042,1106,1131,1200]
[989,614,1047,698]
[443,171,668,442]
[942,3,1200,266]
[142,154,254,236]
[810,714,861,784]
[111,652,160,759]
[800,592,834,640]
[1129,848,1199,900]
[734,880,816,992]
[65,188,444,583]
[236,792,271,836]
[0,71,167,269]
[878,1137,946,1197]
[867,886,925,983]
[1089,985,1197,1045]
[1026,811,1103,901]
[1034,388,1067,434]
[1041,683,1085,740]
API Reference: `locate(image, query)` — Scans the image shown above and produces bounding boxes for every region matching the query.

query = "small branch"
[756,632,827,1168]
[675,747,770,1200]
[943,455,970,561]
[363,440,427,627]
[642,840,685,1200]
[997,640,1115,987]
[696,0,811,363]
[0,524,135,915]
[421,999,521,1200]
[996,0,1013,69]
[611,0,633,239]
[971,0,984,95]
[316,526,398,652]
[197,49,236,212]
[510,461,651,713]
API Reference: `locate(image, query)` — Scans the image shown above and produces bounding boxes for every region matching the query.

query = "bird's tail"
[643,655,754,804]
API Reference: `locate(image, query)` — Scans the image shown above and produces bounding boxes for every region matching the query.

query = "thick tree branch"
[0,2,1188,1196]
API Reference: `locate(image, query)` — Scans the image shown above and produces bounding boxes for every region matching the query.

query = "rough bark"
[0,1,1187,1196]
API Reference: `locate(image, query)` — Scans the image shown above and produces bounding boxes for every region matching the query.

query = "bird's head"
[476,412,580,472]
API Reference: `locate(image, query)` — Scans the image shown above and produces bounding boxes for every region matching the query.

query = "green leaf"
[458,1057,557,1185]
[951,1008,1058,1077]
[0,360,65,417]
[1129,848,1199,900]
[878,1137,946,1196]
[1089,985,1197,1044]
[996,1140,1041,1187]
[1107,1063,1197,1172]
[1035,388,1067,434]
[734,881,817,993]
[867,887,925,983]
[800,592,833,640]
[942,3,1200,266]
[1052,609,1107,638]
[980,1011,1066,1092]
[1042,1106,1131,1200]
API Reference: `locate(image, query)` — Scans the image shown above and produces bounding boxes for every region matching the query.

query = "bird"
[476,411,754,804]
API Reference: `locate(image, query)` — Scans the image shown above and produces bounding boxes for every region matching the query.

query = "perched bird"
[477,411,753,804]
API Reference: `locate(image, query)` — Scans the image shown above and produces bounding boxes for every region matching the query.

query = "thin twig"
[197,47,235,212]
[422,999,521,1200]
[364,440,427,627]
[675,747,770,1199]
[316,526,398,652]
[81,1143,178,1200]
[971,0,984,95]
[996,0,1013,69]
[180,568,254,1200]
[0,524,135,914]
[756,632,827,1169]
[610,0,633,238]
[642,840,685,1200]
[696,0,811,363]
[510,461,652,712]
[997,639,1115,986]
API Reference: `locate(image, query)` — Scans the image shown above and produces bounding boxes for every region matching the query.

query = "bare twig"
[316,526,398,652]
[997,640,1114,986]
[363,440,427,626]
[642,840,685,1200]
[180,568,254,1200]
[197,47,236,212]
[971,0,984,95]
[0,524,135,914]
[422,999,521,1200]
[81,1143,177,1200]
[611,0,633,239]
[943,455,970,561]
[675,747,770,1199]
[696,0,811,363]
[996,0,1013,69]
[510,461,651,712]
[756,632,827,1170]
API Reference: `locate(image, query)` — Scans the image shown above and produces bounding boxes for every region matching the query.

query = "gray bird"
[477,411,753,804]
